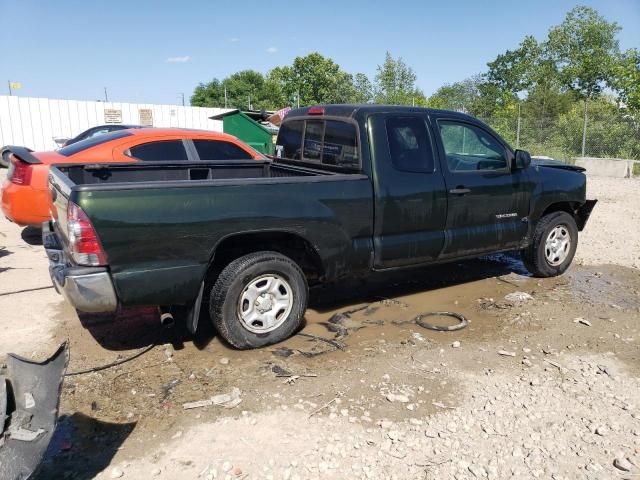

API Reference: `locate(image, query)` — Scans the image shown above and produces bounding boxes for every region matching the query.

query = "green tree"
[546,5,621,100]
[352,73,373,103]
[268,53,355,106]
[611,48,640,113]
[191,78,225,107]
[191,70,285,110]
[374,52,424,105]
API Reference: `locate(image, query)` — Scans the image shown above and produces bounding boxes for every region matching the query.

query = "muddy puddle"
[37,255,640,478]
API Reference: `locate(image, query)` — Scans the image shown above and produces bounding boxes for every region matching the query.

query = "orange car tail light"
[67,202,108,266]
[9,158,33,185]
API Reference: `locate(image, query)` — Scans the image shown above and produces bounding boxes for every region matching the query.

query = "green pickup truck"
[44,105,596,349]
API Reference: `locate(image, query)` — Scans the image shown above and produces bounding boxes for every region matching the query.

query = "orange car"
[2,128,264,227]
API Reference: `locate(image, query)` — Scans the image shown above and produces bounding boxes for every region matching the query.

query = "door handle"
[449,187,471,195]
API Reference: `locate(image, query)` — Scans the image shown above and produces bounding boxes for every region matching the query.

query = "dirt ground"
[0,171,639,480]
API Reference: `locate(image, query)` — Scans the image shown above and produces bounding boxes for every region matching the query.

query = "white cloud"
[266,46,278,54]
[165,56,191,63]
[229,37,240,43]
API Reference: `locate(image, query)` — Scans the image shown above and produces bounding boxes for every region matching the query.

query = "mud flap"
[185,282,205,335]
[0,343,69,480]
[576,199,597,231]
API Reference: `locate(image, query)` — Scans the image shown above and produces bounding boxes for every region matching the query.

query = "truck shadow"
[34,412,135,480]
[21,226,43,246]
[75,253,529,352]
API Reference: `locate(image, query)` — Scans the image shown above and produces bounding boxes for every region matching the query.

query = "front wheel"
[209,251,308,349]
[522,212,578,277]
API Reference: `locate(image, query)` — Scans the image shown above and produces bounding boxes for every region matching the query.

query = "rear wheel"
[522,212,578,277]
[209,251,308,349]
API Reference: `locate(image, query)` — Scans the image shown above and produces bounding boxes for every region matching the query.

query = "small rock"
[613,457,633,472]
[222,461,233,473]
[595,426,608,436]
[498,350,516,357]
[451,341,461,348]
[232,467,242,476]
[151,468,161,476]
[386,393,410,403]
[220,357,230,365]
[171,431,183,439]
[110,467,124,479]
[573,317,592,326]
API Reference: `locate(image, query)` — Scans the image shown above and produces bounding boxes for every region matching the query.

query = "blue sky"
[1,0,638,105]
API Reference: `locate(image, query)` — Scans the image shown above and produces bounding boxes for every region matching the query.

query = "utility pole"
[8,81,12,96]
[248,94,251,110]
[180,93,185,106]
[296,90,300,108]
[516,102,521,149]
[581,98,588,157]
[103,87,109,102]
[224,87,228,108]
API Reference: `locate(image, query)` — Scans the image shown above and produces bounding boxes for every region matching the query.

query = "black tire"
[522,212,578,277]
[0,148,9,168]
[209,251,308,349]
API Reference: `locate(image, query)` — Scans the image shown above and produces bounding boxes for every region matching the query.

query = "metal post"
[581,98,588,157]
[104,87,108,102]
[224,87,228,108]
[180,93,185,106]
[297,90,300,108]
[7,81,12,96]
[516,102,521,149]
[248,95,251,110]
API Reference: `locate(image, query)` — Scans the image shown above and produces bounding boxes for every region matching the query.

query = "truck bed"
[48,160,374,307]
[55,160,330,191]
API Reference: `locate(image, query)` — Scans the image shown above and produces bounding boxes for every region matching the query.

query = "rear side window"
[277,120,304,159]
[58,130,133,157]
[277,119,359,170]
[193,140,254,160]
[323,121,359,168]
[129,140,188,161]
[386,117,434,173]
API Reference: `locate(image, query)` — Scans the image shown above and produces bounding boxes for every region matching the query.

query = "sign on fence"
[104,109,122,123]
[138,108,153,126]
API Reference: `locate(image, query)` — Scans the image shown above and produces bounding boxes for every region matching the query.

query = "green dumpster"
[209,110,275,155]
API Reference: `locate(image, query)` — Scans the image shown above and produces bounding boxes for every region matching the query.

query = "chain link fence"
[480,111,640,170]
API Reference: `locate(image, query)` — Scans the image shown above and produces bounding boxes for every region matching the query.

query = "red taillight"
[67,202,107,266]
[9,158,33,185]
[307,106,325,115]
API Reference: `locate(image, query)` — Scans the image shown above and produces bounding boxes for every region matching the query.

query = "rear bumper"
[43,222,118,313]
[1,181,50,227]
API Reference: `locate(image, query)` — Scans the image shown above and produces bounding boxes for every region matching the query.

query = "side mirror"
[514,149,531,170]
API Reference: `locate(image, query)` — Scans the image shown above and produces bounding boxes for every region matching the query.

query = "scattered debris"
[498,350,516,357]
[219,357,230,365]
[504,291,533,302]
[573,317,592,326]
[451,341,461,348]
[182,388,242,410]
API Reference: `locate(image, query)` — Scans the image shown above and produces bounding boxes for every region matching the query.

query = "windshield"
[58,130,134,157]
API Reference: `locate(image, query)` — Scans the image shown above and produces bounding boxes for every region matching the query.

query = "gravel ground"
[1,171,638,480]
[575,176,640,270]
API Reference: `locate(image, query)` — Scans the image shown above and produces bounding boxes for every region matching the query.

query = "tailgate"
[47,167,73,244]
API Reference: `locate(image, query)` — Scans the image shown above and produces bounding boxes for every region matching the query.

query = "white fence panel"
[0,96,226,151]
